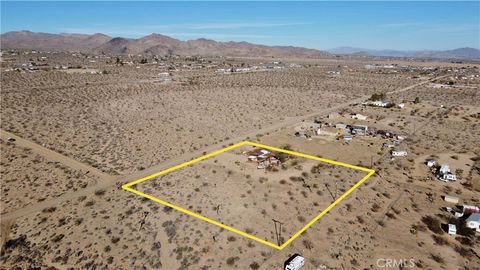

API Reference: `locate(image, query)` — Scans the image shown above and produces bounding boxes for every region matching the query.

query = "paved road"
[0,75,446,222]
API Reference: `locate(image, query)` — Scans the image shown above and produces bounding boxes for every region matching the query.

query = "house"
[466,213,480,232]
[426,159,436,167]
[350,125,368,134]
[246,148,280,167]
[391,150,408,157]
[397,103,405,109]
[443,195,459,204]
[351,113,368,120]
[437,164,457,181]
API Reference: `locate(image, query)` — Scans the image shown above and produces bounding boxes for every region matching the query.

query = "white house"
[397,103,405,109]
[351,125,368,134]
[351,113,368,120]
[391,150,408,157]
[466,213,480,232]
[437,164,457,181]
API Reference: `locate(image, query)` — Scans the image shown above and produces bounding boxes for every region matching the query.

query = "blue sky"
[1,1,479,50]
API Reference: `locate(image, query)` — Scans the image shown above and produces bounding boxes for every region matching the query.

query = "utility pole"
[325,183,336,202]
[272,219,283,246]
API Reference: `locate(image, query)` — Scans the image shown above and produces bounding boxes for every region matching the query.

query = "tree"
[414,97,421,104]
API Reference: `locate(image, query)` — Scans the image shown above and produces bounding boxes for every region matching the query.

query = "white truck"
[285,254,304,270]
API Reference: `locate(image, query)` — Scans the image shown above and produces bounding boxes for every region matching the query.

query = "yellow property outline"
[122,141,375,250]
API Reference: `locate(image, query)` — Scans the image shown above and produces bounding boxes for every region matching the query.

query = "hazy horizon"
[1,1,479,51]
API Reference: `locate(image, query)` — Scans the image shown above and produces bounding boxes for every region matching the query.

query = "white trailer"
[391,150,407,157]
[443,195,459,204]
[285,255,304,270]
[447,224,457,235]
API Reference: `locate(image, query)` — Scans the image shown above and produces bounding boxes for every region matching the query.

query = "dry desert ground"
[1,51,479,269]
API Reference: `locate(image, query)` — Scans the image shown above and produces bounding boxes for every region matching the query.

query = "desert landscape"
[1,43,479,269]
[1,2,480,267]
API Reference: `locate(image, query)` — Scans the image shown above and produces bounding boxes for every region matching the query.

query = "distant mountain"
[328,46,480,60]
[0,31,111,51]
[0,31,331,58]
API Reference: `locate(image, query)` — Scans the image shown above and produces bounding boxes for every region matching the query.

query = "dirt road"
[0,75,446,223]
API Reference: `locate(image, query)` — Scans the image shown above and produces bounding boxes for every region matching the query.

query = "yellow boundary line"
[122,141,375,250]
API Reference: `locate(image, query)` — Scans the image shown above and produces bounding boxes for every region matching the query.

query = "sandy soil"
[1,52,479,269]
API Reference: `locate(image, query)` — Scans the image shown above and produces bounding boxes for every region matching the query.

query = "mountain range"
[328,46,480,60]
[1,31,479,60]
[0,31,330,58]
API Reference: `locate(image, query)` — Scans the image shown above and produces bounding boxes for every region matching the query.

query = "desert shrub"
[357,216,365,224]
[94,189,106,196]
[51,234,64,243]
[303,239,313,249]
[371,203,381,212]
[42,207,57,213]
[454,245,473,258]
[226,256,239,265]
[430,254,444,263]
[456,220,475,238]
[421,216,443,234]
[432,235,448,245]
[249,262,260,270]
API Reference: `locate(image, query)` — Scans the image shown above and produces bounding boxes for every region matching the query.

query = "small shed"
[351,113,368,120]
[426,159,436,167]
[443,195,459,204]
[335,123,347,129]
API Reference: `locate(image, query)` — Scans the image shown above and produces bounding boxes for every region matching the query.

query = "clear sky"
[1,1,479,50]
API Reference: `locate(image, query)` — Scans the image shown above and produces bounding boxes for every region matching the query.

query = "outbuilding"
[443,195,459,204]
[466,213,480,232]
[426,159,436,167]
[351,113,368,120]
[285,254,305,270]
[447,224,457,235]
[391,150,408,157]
